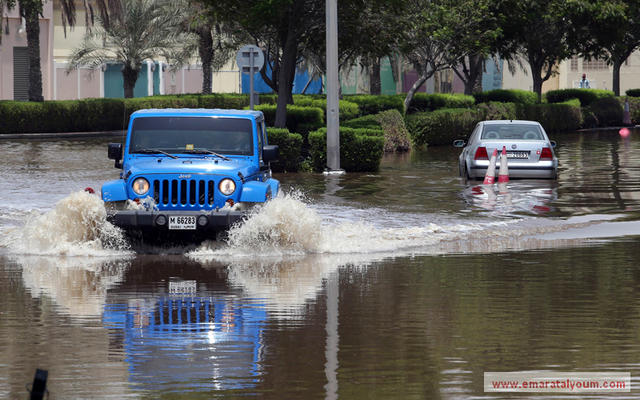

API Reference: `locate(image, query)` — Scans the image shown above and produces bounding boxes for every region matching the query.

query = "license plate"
[506,151,529,159]
[169,216,196,230]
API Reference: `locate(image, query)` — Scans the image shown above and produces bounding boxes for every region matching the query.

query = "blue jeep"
[102,108,279,241]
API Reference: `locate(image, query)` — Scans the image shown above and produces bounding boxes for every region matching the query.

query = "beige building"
[1,0,239,101]
[502,54,640,94]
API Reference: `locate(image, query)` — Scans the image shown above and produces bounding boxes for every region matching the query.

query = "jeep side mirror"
[453,140,466,147]
[263,145,279,163]
[108,143,123,169]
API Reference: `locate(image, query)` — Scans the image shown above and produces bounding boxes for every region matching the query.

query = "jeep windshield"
[129,117,254,156]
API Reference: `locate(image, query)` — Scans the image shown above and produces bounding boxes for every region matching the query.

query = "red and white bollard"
[498,146,509,183]
[483,149,498,185]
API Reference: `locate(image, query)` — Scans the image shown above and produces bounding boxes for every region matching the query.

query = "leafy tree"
[498,0,576,102]
[201,0,326,128]
[181,1,238,94]
[399,0,489,112]
[450,0,503,95]
[0,0,119,102]
[66,0,196,98]
[573,0,640,96]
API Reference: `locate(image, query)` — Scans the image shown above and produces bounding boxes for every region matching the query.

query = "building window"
[570,56,579,71]
[583,58,608,70]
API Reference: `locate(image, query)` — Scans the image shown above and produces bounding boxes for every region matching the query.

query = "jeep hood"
[125,157,257,179]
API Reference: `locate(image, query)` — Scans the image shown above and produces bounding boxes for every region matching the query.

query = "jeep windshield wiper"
[132,149,179,159]
[183,149,231,161]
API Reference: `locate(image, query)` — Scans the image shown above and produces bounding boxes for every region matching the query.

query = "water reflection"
[462,180,557,215]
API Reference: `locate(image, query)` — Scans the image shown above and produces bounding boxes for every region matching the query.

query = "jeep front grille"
[153,178,215,207]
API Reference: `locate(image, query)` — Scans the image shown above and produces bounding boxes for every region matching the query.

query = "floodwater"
[1,130,640,399]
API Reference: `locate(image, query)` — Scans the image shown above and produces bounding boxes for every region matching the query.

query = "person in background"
[580,73,590,89]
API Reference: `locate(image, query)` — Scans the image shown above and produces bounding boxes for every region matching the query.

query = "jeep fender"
[240,179,280,203]
[102,179,128,202]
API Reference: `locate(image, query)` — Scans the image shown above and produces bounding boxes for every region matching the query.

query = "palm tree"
[181,1,238,94]
[0,0,119,102]
[67,0,196,98]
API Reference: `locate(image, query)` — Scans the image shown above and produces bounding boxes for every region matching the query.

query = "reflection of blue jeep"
[102,109,279,240]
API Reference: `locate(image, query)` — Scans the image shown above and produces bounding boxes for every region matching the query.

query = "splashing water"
[9,190,130,256]
[189,191,629,259]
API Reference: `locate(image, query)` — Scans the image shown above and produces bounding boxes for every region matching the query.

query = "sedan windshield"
[481,124,543,140]
[129,117,254,156]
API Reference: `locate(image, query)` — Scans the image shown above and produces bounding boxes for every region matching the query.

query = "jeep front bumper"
[106,210,246,232]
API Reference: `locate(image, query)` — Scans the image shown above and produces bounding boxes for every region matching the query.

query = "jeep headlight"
[132,178,150,195]
[219,178,236,196]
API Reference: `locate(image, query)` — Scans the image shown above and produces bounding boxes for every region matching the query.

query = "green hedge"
[545,88,614,106]
[625,89,640,98]
[343,94,405,116]
[309,127,385,172]
[375,109,411,152]
[581,97,622,128]
[622,97,640,124]
[253,104,324,134]
[0,98,127,134]
[473,89,538,105]
[266,128,303,173]
[291,96,360,121]
[405,108,484,147]
[520,100,583,132]
[407,93,475,114]
[341,114,382,129]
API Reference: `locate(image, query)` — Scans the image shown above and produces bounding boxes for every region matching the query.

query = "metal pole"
[324,275,339,400]
[326,0,342,173]
[250,46,255,110]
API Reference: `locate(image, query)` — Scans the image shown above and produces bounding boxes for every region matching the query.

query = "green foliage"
[309,128,385,172]
[343,95,405,116]
[0,99,126,134]
[407,93,475,114]
[342,115,382,129]
[519,101,582,132]
[476,102,519,120]
[581,97,622,128]
[374,109,412,152]
[405,109,485,147]
[253,104,324,134]
[292,96,359,122]
[623,96,640,124]
[625,89,640,98]
[473,89,538,105]
[545,88,614,106]
[265,128,303,173]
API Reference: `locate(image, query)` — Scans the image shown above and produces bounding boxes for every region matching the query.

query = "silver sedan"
[453,120,558,180]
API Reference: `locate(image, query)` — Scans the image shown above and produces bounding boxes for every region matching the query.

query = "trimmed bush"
[375,109,411,152]
[253,104,324,134]
[473,89,538,105]
[581,97,622,128]
[266,128,303,173]
[519,100,582,132]
[545,88,614,106]
[477,102,520,120]
[344,94,405,116]
[407,93,475,114]
[292,96,360,121]
[405,108,484,147]
[625,89,640,98]
[622,96,640,124]
[309,127,385,172]
[342,114,381,129]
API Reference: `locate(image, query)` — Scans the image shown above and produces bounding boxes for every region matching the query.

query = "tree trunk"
[274,34,298,128]
[25,6,44,102]
[403,72,430,114]
[122,65,139,99]
[370,57,381,95]
[199,31,214,95]
[612,58,622,97]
